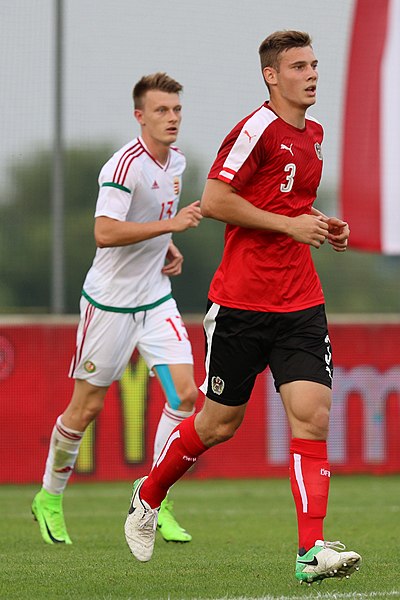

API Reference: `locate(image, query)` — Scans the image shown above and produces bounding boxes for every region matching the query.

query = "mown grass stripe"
[201,591,400,600]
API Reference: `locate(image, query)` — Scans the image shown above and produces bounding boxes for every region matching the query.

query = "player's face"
[135,90,182,146]
[265,46,318,110]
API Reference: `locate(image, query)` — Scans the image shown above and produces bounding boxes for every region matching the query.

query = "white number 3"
[280,163,296,193]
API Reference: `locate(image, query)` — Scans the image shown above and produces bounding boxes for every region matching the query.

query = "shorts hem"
[275,376,332,392]
[203,390,249,407]
[149,359,193,369]
[70,372,113,388]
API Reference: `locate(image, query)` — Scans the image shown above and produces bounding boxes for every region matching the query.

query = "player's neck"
[141,134,170,165]
[268,100,307,129]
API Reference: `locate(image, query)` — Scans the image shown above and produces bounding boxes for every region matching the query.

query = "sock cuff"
[290,438,327,460]
[56,415,84,441]
[163,403,195,420]
[179,414,207,455]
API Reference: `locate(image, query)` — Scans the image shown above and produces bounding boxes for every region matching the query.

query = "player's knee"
[215,424,236,444]
[205,421,237,446]
[175,381,198,411]
[80,398,104,427]
[305,406,330,438]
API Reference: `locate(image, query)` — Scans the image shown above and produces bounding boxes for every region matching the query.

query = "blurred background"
[0,0,398,315]
[1,1,399,484]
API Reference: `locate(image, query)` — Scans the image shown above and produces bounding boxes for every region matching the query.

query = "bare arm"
[95,201,202,248]
[201,179,329,249]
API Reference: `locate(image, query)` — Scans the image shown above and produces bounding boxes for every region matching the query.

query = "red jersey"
[207,102,325,312]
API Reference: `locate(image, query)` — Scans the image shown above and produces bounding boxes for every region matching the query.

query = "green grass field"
[1,476,399,600]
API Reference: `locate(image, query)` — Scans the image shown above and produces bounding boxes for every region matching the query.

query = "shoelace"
[322,540,346,552]
[138,508,158,531]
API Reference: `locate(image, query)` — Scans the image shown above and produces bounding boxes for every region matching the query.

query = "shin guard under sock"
[141,414,207,508]
[290,438,330,553]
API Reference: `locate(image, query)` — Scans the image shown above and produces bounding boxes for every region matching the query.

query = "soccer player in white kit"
[32,73,202,545]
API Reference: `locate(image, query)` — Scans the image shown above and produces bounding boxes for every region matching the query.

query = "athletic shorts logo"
[324,334,333,380]
[84,360,96,373]
[314,142,323,160]
[211,376,225,395]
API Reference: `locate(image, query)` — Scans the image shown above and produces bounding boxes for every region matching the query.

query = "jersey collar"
[138,136,171,171]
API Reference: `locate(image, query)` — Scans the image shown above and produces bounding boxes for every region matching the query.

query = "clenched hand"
[171,201,202,232]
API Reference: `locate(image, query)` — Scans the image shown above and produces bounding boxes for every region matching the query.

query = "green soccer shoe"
[32,488,72,545]
[157,496,192,543]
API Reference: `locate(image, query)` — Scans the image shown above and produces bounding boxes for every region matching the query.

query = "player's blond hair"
[133,73,183,109]
[259,30,312,71]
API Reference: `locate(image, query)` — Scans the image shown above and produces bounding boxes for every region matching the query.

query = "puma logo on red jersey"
[244,130,257,143]
[280,143,294,156]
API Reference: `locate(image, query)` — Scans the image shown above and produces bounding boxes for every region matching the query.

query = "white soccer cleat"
[296,539,362,584]
[124,476,158,562]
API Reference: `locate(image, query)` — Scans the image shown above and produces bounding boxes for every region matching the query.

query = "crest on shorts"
[84,360,96,373]
[173,177,180,195]
[314,142,323,160]
[211,376,225,395]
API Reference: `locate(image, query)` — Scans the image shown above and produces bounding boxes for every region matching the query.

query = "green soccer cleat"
[31,488,72,545]
[295,540,361,584]
[157,496,192,543]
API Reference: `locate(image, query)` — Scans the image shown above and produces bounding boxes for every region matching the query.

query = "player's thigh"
[269,304,333,392]
[69,379,109,410]
[71,298,138,386]
[136,299,194,369]
[200,302,270,407]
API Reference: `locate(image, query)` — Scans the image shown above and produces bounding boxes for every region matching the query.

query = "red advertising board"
[0,318,399,484]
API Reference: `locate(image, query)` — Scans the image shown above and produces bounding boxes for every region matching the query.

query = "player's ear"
[263,66,277,86]
[134,109,144,125]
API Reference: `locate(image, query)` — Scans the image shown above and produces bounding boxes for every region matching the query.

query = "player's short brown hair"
[259,30,312,71]
[133,72,183,109]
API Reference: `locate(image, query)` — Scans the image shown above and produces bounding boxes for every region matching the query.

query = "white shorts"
[69,297,193,387]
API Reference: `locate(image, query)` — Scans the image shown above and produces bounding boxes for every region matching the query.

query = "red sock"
[289,438,330,553]
[140,414,207,508]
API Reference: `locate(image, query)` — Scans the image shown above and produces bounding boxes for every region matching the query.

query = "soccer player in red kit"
[124,31,362,584]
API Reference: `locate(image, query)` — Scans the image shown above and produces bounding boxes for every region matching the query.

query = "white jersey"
[82,136,186,311]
